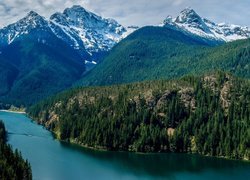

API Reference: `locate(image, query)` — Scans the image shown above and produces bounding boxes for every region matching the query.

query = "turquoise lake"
[0,111,249,180]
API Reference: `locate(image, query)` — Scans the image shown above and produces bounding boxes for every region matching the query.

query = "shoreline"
[27,114,250,162]
[55,132,250,163]
[0,109,26,114]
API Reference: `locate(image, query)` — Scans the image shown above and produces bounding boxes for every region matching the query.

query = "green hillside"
[78,26,250,86]
[0,32,85,106]
[28,72,250,160]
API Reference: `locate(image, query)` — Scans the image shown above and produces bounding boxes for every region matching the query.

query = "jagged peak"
[163,8,209,32]
[61,5,104,27]
[63,5,94,17]
[163,15,174,24]
[3,10,47,29]
[23,11,45,21]
[11,10,48,27]
[27,10,40,17]
[0,5,130,54]
[175,8,202,23]
[162,8,250,43]
[70,5,87,11]
[180,7,197,15]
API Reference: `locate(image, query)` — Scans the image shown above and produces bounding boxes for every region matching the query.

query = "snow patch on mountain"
[0,5,136,61]
[162,8,250,43]
[49,5,128,55]
[0,11,50,45]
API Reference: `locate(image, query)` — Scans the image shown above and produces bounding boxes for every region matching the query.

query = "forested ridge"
[1,26,250,108]
[0,121,32,180]
[0,31,85,107]
[78,27,250,86]
[28,72,250,160]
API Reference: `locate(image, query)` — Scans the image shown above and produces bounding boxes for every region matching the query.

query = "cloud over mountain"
[0,0,249,28]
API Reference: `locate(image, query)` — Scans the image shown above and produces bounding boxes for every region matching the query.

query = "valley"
[0,3,249,180]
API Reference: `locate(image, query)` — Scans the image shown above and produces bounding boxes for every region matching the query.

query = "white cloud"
[172,0,184,6]
[0,0,249,28]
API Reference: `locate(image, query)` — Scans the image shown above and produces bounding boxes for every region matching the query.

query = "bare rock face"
[167,128,175,136]
[203,75,218,92]
[219,75,232,111]
[179,87,195,110]
[156,90,172,109]
[0,5,132,69]
[203,73,233,111]
[163,8,250,44]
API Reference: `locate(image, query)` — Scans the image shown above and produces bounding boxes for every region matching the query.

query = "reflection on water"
[61,142,250,178]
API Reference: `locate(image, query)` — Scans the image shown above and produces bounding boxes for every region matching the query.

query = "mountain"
[28,72,250,160]
[77,26,250,86]
[1,6,250,106]
[162,8,250,44]
[0,6,131,106]
[0,23,85,106]
[49,5,128,64]
[0,5,131,67]
[0,11,50,46]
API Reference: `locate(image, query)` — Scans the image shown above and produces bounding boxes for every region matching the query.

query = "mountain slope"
[0,11,50,46]
[78,26,212,86]
[0,29,85,106]
[28,72,250,160]
[162,8,250,44]
[0,6,133,106]
[0,5,130,67]
[78,26,250,86]
[0,57,18,95]
[50,5,127,62]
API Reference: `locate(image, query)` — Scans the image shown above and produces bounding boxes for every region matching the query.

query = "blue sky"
[0,0,249,27]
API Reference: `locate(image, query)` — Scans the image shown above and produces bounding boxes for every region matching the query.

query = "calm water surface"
[0,111,249,180]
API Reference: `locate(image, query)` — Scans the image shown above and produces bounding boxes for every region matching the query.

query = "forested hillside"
[0,31,85,106]
[28,72,250,160]
[0,121,32,179]
[78,26,250,86]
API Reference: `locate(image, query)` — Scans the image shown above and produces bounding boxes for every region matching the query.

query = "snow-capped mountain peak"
[0,5,134,65]
[0,11,49,45]
[14,11,48,28]
[49,5,128,56]
[163,8,250,43]
[26,11,42,19]
[175,8,201,23]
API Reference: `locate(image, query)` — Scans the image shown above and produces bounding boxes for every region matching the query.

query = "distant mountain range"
[162,8,250,44]
[1,7,249,64]
[0,6,249,106]
[76,8,250,86]
[0,5,137,67]
[0,5,135,105]
[77,26,250,86]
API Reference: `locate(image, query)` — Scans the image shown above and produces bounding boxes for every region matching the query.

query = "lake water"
[0,111,249,180]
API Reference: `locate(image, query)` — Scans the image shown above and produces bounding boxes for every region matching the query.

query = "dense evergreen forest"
[28,72,250,160]
[0,32,85,107]
[78,27,250,86]
[1,26,250,107]
[0,121,32,180]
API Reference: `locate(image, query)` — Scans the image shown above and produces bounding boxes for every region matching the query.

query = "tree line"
[28,72,250,160]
